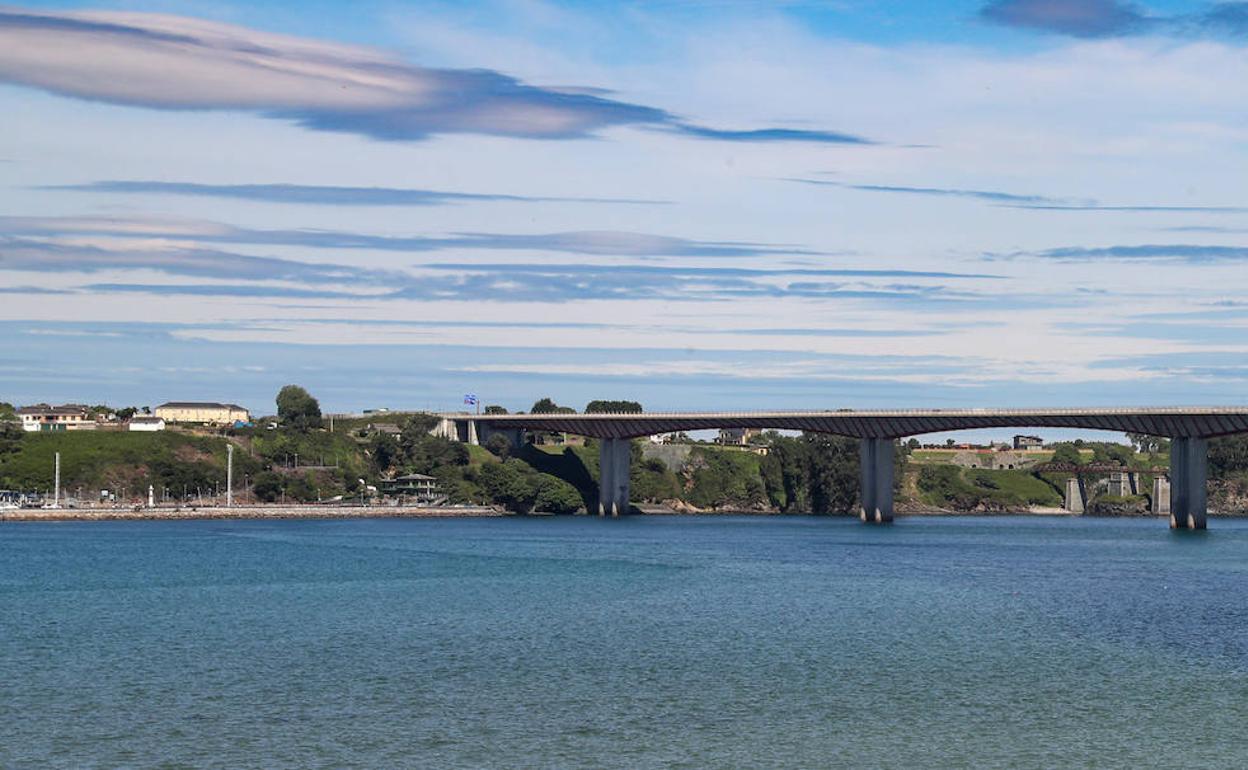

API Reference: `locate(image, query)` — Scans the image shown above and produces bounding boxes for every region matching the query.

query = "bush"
[484,433,512,459]
[534,474,583,513]
[253,471,284,502]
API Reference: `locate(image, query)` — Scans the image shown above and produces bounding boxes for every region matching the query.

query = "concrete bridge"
[436,407,1248,529]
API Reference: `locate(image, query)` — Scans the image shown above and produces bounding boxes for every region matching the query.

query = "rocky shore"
[0,504,504,522]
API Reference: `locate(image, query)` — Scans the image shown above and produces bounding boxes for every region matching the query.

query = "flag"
[463,394,478,406]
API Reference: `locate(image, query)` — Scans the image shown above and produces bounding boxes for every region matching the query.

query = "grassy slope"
[0,431,248,491]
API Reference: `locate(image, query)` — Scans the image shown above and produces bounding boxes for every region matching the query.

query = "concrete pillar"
[859,438,894,523]
[467,420,479,446]
[1064,477,1084,513]
[1152,476,1170,516]
[598,438,631,516]
[874,438,894,523]
[1170,437,1208,530]
[859,439,876,522]
[1108,472,1130,497]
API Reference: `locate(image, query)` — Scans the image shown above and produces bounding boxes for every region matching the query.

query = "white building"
[16,404,92,432]
[127,416,166,432]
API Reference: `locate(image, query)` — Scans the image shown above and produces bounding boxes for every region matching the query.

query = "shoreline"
[0,504,504,522]
[4,504,1246,522]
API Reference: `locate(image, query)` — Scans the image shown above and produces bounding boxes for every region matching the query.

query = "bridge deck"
[452,407,1248,440]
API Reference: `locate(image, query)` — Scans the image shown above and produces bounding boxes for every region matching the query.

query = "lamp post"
[226,444,234,508]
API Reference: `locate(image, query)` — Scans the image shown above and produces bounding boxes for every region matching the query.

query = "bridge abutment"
[598,438,631,516]
[859,438,894,523]
[1169,437,1208,530]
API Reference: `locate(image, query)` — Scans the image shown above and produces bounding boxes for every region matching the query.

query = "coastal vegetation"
[5,387,1248,514]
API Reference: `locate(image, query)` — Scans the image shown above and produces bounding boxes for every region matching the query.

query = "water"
[2,515,1247,768]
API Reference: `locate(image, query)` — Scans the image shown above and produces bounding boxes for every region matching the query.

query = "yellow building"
[155,401,250,426]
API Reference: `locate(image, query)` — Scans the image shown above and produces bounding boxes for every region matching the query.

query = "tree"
[115,406,138,421]
[530,398,575,414]
[484,433,512,459]
[401,413,438,435]
[533,474,583,513]
[907,438,921,450]
[0,416,23,455]
[1090,442,1134,467]
[805,434,860,514]
[1050,443,1083,466]
[484,405,509,415]
[367,433,401,474]
[276,385,322,430]
[478,460,539,512]
[585,400,643,414]
[1126,432,1167,455]
[1211,436,1248,479]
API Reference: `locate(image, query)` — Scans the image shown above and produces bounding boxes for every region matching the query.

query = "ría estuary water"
[2,515,1246,768]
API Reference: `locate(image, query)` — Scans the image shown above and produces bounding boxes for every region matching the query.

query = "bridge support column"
[859,438,894,523]
[466,420,479,446]
[1169,437,1208,530]
[598,438,631,517]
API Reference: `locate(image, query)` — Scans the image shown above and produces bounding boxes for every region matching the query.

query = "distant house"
[16,404,91,432]
[127,416,166,432]
[716,427,759,446]
[380,473,442,504]
[155,402,251,426]
[1013,434,1044,450]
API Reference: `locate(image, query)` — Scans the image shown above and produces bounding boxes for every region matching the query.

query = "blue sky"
[2,0,1247,428]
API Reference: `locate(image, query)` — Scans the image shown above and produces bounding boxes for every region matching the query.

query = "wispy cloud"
[422,263,998,280]
[1160,226,1248,233]
[671,125,873,144]
[787,178,1075,205]
[0,7,874,144]
[980,0,1248,38]
[46,180,667,207]
[990,244,1248,263]
[84,283,375,300]
[1009,204,1248,213]
[32,256,993,305]
[0,235,402,285]
[789,178,1246,212]
[0,285,74,295]
[0,215,821,258]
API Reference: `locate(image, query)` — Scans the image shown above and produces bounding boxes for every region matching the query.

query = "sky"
[2,0,1248,423]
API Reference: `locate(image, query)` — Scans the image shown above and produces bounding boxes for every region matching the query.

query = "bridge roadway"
[438,407,1248,530]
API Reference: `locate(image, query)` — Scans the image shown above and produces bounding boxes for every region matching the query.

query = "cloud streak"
[991,244,1248,263]
[47,180,667,206]
[980,0,1248,38]
[0,215,822,258]
[790,179,1246,212]
[787,178,1075,205]
[0,7,874,145]
[0,235,403,285]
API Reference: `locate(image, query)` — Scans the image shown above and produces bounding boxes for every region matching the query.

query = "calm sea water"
[2,515,1246,768]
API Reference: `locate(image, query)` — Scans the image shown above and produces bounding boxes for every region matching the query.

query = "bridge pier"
[859,438,894,523]
[1169,437,1208,530]
[598,438,631,516]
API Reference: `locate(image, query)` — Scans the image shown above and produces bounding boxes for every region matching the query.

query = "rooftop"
[157,402,248,410]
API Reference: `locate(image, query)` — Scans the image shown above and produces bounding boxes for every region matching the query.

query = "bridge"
[435,407,1248,530]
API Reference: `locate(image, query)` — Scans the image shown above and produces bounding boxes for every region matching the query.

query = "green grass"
[465,444,499,465]
[0,430,254,491]
[915,465,1062,509]
[963,469,1063,506]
